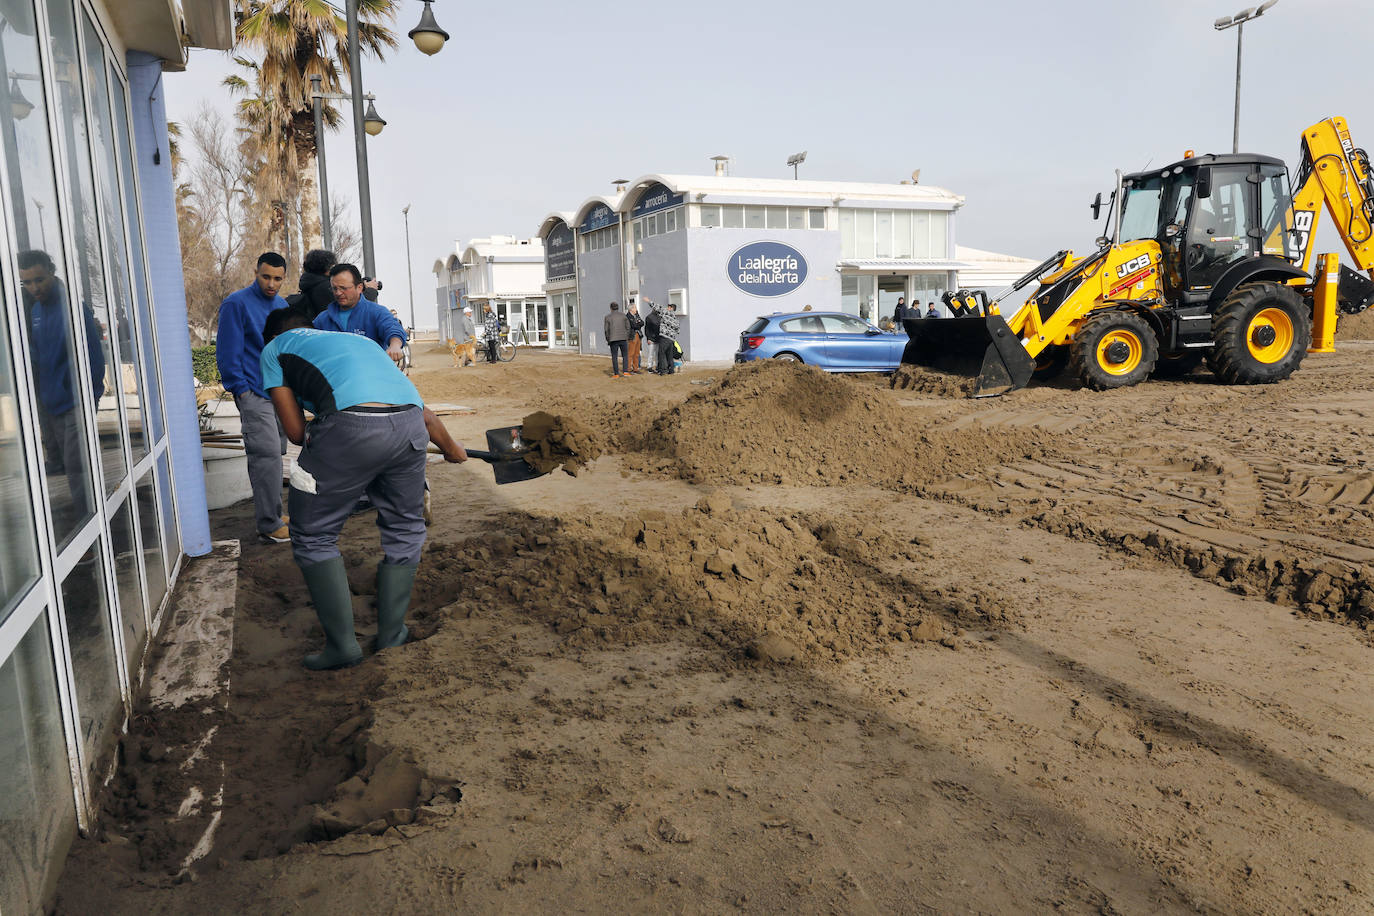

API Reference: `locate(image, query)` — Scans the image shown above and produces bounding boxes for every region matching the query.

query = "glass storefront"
[0,1,186,911]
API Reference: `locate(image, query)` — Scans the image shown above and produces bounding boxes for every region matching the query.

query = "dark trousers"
[288,407,428,567]
[657,337,675,374]
[609,339,627,375]
[486,337,498,362]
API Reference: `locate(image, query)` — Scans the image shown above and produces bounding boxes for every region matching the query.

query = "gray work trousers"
[235,391,287,535]
[38,406,90,519]
[287,406,428,567]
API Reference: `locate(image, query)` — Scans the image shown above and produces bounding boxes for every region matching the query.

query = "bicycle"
[476,325,516,362]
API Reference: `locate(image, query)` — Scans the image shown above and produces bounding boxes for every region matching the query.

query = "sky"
[163,0,1372,328]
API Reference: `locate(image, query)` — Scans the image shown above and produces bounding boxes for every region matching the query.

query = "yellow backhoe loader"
[905,116,1374,396]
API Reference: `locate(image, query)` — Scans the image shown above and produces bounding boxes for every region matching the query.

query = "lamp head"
[408,0,449,56]
[364,98,386,136]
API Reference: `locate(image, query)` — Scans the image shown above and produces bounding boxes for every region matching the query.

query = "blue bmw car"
[734,311,905,372]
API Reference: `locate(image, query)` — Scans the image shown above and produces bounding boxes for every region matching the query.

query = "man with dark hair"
[20,248,103,517]
[259,306,468,670]
[603,301,629,378]
[926,302,939,318]
[217,251,291,543]
[289,248,336,318]
[315,263,406,363]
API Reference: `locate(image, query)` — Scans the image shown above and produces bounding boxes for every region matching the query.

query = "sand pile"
[1335,308,1374,340]
[417,497,1018,664]
[623,361,1053,488]
[889,364,976,396]
[518,411,602,475]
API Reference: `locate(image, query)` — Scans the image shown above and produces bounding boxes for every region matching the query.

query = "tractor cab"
[1117,153,1298,302]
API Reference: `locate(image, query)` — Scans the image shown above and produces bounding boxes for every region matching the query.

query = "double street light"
[314,0,449,276]
[1214,0,1278,154]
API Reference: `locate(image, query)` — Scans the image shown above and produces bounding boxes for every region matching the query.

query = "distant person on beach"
[654,301,680,375]
[604,301,629,378]
[926,302,939,318]
[482,304,500,363]
[626,301,644,374]
[452,306,476,366]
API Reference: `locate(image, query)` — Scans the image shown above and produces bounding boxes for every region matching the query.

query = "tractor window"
[1258,164,1298,260]
[1185,164,1255,288]
[1119,177,1163,243]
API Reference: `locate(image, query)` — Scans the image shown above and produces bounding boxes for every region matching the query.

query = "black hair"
[609,302,619,310]
[17,249,55,272]
[302,248,336,274]
[263,306,313,344]
[257,251,287,270]
[329,263,363,285]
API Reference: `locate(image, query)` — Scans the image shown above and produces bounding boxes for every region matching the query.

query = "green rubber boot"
[299,556,363,670]
[374,561,418,651]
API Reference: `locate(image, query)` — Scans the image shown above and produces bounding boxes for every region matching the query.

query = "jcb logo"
[1116,254,1150,277]
[1293,210,1315,260]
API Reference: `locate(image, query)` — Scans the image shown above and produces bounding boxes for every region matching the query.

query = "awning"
[839,259,971,272]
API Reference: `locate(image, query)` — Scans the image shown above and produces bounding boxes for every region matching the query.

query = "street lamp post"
[402,204,415,332]
[329,0,449,275]
[1214,0,1278,154]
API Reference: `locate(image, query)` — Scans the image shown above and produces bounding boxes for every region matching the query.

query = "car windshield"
[1119,175,1164,243]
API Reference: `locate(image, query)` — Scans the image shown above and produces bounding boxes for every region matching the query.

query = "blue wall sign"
[630,183,684,218]
[727,241,809,297]
[578,204,616,234]
[545,222,575,279]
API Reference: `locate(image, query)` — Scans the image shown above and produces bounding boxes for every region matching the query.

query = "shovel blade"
[900,315,1036,397]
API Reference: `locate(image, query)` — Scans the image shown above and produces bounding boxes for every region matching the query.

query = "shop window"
[633,221,643,243]
[744,206,765,230]
[929,211,948,258]
[787,208,804,230]
[0,294,40,626]
[808,208,826,229]
[60,537,122,772]
[839,210,856,258]
[855,209,875,258]
[766,206,788,230]
[0,612,75,916]
[668,288,687,316]
[4,0,97,549]
[876,211,893,258]
[913,211,931,257]
[699,205,721,228]
[722,205,744,229]
[663,209,676,232]
[893,210,913,258]
[135,469,166,630]
[109,497,145,668]
[155,451,177,582]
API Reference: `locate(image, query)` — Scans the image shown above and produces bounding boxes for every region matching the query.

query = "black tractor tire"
[1031,345,1070,381]
[1069,311,1158,391]
[1206,282,1310,385]
[1152,349,1205,379]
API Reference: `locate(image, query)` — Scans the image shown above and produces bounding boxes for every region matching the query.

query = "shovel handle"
[428,445,502,463]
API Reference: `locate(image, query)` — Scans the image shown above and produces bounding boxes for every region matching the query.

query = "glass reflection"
[1,0,97,547]
[0,613,74,916]
[84,13,146,467]
[60,537,121,767]
[155,450,176,598]
[136,471,165,614]
[110,497,146,667]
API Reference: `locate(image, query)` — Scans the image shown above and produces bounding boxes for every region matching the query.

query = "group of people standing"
[450,302,503,366]
[603,298,680,377]
[217,248,465,671]
[893,297,940,323]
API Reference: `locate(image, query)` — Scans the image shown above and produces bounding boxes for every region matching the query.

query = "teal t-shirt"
[260,328,422,415]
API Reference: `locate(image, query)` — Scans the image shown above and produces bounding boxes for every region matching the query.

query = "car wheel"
[774,353,802,363]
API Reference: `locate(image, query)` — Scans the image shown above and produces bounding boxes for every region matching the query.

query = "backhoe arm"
[1292,117,1374,274]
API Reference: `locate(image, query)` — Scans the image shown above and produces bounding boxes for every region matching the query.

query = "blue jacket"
[28,279,104,415]
[313,300,407,349]
[216,281,287,398]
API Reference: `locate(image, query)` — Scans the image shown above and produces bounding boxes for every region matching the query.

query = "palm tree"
[229,0,398,256]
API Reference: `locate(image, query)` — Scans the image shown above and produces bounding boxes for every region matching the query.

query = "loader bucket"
[900,315,1037,397]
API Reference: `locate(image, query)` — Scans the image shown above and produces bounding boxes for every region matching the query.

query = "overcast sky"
[163,0,1370,327]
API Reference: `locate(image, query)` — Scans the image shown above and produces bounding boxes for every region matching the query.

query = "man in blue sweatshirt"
[21,249,103,523]
[216,251,291,543]
[314,263,407,362]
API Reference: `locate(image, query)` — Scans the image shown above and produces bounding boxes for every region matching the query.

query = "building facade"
[0,1,224,911]
[536,170,970,361]
[432,236,573,348]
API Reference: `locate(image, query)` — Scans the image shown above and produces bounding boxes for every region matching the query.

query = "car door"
[821,314,887,369]
[776,316,827,363]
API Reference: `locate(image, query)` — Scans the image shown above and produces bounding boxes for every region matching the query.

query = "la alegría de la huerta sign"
[727,240,808,297]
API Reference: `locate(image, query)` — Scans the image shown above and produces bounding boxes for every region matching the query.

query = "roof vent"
[710,155,730,177]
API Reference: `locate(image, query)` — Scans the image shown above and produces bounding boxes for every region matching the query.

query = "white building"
[432,236,561,346]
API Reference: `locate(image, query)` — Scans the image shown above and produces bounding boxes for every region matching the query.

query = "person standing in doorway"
[654,301,680,375]
[314,264,407,363]
[604,301,629,378]
[892,296,906,326]
[625,301,644,374]
[216,251,291,543]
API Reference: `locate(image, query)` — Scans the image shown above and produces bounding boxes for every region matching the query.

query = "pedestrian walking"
[604,302,629,378]
[654,301,680,375]
[314,263,407,363]
[451,306,476,366]
[259,307,468,670]
[216,251,291,543]
[20,248,103,521]
[626,301,644,373]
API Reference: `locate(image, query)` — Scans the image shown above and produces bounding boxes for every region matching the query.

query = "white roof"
[624,173,963,209]
[462,236,544,263]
